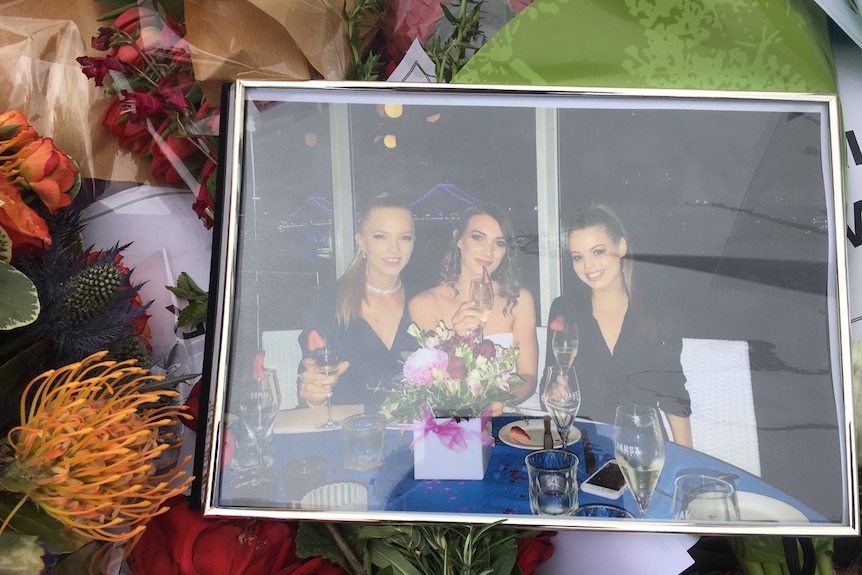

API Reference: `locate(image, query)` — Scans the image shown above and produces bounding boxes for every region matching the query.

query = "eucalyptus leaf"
[0,532,47,574]
[0,261,39,330]
[0,227,11,263]
[368,541,426,575]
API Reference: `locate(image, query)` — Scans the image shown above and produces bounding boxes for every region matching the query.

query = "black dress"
[543,291,691,425]
[298,285,417,411]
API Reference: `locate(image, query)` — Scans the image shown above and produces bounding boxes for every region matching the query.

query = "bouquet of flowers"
[383,321,523,422]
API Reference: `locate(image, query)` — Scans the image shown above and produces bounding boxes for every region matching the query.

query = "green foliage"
[0,493,86,554]
[425,0,486,82]
[0,261,40,331]
[166,271,208,328]
[298,521,534,575]
[343,0,388,80]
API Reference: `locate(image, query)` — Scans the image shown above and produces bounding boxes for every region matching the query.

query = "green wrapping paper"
[453,0,837,92]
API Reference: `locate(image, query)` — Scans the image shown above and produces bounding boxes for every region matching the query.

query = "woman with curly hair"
[409,203,538,403]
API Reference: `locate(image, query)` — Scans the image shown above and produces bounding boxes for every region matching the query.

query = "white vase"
[412,416,494,480]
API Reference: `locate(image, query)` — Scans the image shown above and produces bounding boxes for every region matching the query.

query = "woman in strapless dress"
[408,203,538,403]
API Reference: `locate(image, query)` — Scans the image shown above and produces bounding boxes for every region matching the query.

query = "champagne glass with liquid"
[551,321,578,368]
[613,404,666,518]
[309,335,341,429]
[469,278,494,332]
[542,365,581,449]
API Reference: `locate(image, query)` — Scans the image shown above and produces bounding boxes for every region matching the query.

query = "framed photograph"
[196,80,857,535]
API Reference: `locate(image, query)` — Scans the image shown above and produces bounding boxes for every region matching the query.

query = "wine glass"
[235,367,281,470]
[541,365,581,449]
[613,404,666,518]
[310,342,341,429]
[551,321,578,368]
[469,278,494,332]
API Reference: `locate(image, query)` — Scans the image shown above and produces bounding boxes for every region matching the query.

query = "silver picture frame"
[196,80,857,536]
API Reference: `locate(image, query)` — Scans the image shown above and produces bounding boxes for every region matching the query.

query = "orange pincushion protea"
[0,351,193,543]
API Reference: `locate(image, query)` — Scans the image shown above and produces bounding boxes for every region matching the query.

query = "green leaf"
[0,493,87,553]
[0,532,48,574]
[175,301,207,328]
[368,541,426,575]
[0,227,11,264]
[0,261,39,330]
[296,522,352,572]
[166,271,208,301]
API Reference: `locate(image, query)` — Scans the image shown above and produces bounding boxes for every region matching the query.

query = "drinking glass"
[231,366,281,501]
[525,449,580,515]
[551,321,578,368]
[671,474,740,521]
[310,342,341,429]
[469,278,494,329]
[613,404,666,518]
[541,365,581,449]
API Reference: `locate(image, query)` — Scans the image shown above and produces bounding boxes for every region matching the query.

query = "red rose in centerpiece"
[447,356,468,379]
[476,339,496,359]
[549,315,566,332]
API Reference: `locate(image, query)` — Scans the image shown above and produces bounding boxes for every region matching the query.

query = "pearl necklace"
[366,278,402,295]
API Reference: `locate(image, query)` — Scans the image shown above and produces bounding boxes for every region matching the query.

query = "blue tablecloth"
[225,416,825,523]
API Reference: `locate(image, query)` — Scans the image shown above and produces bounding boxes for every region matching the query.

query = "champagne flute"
[310,342,341,429]
[551,321,578,368]
[613,404,666,518]
[469,278,494,332]
[541,365,581,449]
[235,366,281,470]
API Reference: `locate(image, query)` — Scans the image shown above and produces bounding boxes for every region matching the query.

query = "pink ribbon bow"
[400,403,495,453]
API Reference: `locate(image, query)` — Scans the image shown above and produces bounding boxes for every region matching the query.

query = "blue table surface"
[221,416,825,523]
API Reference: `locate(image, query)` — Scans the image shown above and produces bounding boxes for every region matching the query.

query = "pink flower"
[403,348,448,386]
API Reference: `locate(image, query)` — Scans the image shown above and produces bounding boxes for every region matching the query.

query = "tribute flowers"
[0,351,192,543]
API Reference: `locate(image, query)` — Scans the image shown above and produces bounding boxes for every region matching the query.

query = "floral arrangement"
[382,321,524,422]
[77,0,219,229]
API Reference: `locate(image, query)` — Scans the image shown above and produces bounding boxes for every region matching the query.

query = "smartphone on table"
[580,459,628,499]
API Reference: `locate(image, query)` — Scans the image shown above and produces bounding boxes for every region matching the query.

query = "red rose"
[476,339,496,359]
[549,315,565,332]
[447,356,467,380]
[515,532,555,575]
[127,495,316,575]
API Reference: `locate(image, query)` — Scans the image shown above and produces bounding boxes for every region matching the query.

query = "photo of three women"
[296,193,692,446]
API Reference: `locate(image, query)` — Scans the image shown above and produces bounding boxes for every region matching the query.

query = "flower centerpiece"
[383,321,523,480]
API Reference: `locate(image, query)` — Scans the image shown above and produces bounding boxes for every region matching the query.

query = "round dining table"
[219,412,825,526]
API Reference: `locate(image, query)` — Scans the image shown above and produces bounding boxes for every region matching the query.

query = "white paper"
[386,38,437,82]
[79,185,213,384]
[536,531,698,575]
[834,35,862,342]
[814,0,862,50]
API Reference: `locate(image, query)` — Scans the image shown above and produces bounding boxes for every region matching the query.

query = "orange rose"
[0,179,50,249]
[8,138,77,212]
[0,110,38,154]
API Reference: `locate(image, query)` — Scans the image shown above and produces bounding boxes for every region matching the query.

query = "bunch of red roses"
[77,2,218,229]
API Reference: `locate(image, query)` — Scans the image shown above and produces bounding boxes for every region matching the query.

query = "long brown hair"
[336,194,414,326]
[440,203,521,316]
[565,203,655,340]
